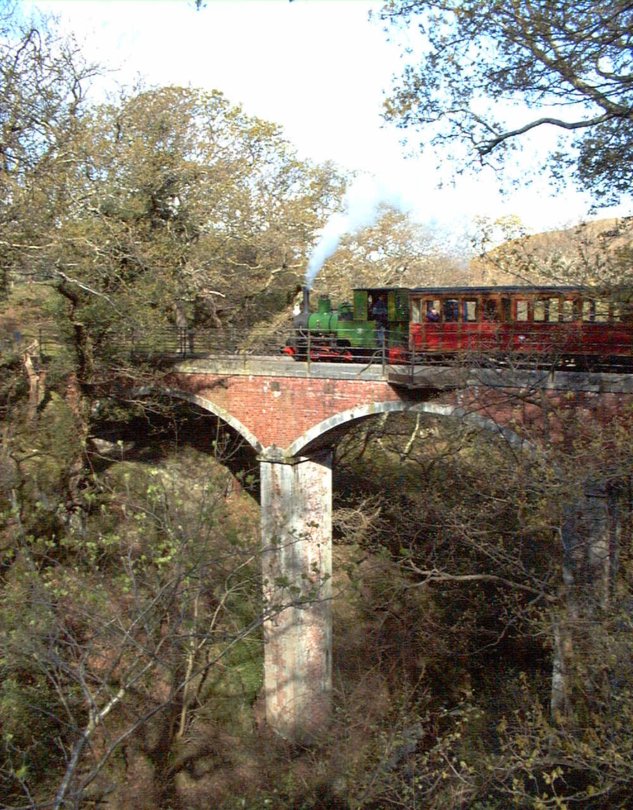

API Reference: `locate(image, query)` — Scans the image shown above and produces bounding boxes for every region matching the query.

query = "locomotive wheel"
[336,340,354,362]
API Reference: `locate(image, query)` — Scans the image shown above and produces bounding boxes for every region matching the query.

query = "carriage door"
[534,297,562,357]
[481,298,500,350]
[582,298,609,356]
[461,297,479,351]
[410,297,423,353]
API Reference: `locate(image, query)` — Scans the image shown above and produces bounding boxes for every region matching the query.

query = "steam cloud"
[304,174,414,289]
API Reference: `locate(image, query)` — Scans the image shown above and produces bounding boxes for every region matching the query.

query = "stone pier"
[259,451,333,743]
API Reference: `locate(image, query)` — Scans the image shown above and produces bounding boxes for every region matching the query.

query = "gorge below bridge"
[135,355,633,744]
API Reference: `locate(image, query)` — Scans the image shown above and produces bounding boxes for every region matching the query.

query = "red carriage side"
[408,286,633,369]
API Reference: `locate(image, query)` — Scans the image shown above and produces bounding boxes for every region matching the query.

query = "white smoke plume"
[304,173,414,289]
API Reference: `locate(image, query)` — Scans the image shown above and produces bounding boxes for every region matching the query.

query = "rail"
[126,326,394,375]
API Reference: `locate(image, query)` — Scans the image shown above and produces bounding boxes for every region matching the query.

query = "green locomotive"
[283,287,410,361]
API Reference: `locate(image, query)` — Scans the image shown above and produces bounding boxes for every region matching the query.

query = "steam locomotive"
[282,285,633,370]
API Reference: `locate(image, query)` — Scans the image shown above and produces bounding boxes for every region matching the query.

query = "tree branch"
[403,564,556,602]
[478,112,615,155]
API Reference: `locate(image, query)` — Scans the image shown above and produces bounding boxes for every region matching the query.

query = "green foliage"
[40,84,346,349]
[327,411,633,809]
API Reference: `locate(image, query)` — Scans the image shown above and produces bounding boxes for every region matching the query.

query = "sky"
[18,0,633,246]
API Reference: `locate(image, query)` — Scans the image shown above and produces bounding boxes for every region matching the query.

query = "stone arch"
[132,386,264,454]
[287,399,533,458]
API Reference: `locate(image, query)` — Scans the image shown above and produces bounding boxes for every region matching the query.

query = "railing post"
[306,330,311,375]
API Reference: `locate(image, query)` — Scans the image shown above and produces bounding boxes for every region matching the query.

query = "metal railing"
[127,325,296,361]
[0,326,62,357]
[0,325,293,359]
[3,324,630,379]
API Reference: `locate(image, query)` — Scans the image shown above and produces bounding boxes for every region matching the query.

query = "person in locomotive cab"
[371,294,388,320]
[370,294,388,345]
[426,305,440,322]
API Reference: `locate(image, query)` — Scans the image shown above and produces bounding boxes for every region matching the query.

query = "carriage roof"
[352,285,595,296]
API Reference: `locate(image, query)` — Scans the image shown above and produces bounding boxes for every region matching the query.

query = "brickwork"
[164,369,633,455]
[165,371,423,453]
[453,387,633,446]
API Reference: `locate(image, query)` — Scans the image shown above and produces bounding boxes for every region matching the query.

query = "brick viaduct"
[143,356,633,744]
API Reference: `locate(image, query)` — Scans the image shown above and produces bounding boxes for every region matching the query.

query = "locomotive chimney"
[293,286,311,329]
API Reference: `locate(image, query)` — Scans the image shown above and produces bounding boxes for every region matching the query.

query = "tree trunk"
[21,341,46,422]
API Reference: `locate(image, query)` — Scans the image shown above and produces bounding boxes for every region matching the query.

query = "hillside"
[470,216,633,287]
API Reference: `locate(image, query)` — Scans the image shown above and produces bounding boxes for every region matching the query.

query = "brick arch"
[133,385,531,460]
[132,386,264,454]
[289,400,532,458]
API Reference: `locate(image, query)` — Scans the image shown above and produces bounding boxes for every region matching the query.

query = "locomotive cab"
[346,287,410,355]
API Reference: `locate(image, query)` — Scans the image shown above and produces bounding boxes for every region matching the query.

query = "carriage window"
[613,303,633,323]
[534,300,546,322]
[411,299,422,323]
[581,300,609,322]
[483,300,499,321]
[501,298,511,321]
[425,299,441,322]
[443,299,459,322]
[463,300,478,322]
[548,299,561,322]
[595,301,609,322]
[515,300,529,322]
[562,300,577,321]
[534,299,560,322]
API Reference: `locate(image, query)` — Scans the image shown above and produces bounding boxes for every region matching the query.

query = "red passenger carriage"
[407,286,633,370]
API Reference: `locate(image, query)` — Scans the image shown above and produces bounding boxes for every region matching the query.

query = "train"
[282,285,633,370]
